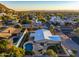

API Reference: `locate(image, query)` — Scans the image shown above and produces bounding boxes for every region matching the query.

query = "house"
[0,32,11,39]
[23,29,68,56]
[63,18,74,24]
[50,16,57,23]
[3,27,20,34]
[50,16,64,26]
[33,29,61,43]
[73,22,79,28]
[0,27,20,39]
[60,26,73,35]
[0,12,6,16]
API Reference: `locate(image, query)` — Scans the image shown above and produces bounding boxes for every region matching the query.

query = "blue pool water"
[24,43,33,51]
[49,35,61,41]
[13,37,19,43]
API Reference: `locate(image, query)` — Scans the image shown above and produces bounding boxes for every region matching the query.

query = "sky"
[0,1,79,11]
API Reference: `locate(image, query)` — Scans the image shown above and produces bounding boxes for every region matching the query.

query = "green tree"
[69,49,77,57]
[0,16,2,20]
[0,39,9,52]
[74,27,79,35]
[56,13,64,19]
[46,15,51,20]
[22,19,31,24]
[38,18,46,23]
[25,51,34,55]
[0,39,25,57]
[70,53,75,57]
[38,26,42,29]
[74,19,79,23]
[49,25,55,34]
[72,49,77,55]
[46,49,58,57]
[7,46,25,57]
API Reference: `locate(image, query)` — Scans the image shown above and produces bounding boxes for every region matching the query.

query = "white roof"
[34,29,52,41]
[50,16,56,22]
[43,29,53,40]
[34,29,61,42]
[50,16,62,23]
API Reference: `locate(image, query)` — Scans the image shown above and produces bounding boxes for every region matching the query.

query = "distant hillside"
[0,3,79,15]
[0,3,15,13]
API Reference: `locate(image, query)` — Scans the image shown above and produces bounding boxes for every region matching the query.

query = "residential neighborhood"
[0,2,79,57]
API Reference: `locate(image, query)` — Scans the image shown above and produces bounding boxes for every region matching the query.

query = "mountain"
[0,3,15,13]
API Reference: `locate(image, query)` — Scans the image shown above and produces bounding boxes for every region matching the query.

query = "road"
[62,38,79,56]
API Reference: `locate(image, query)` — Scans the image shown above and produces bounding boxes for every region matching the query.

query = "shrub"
[7,46,25,57]
[25,51,34,55]
[72,49,77,54]
[46,49,58,57]
[70,54,75,57]
[0,40,25,57]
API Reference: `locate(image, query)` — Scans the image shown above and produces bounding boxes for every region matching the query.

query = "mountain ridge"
[0,3,15,13]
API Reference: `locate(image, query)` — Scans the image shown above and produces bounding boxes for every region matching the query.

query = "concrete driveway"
[62,39,79,57]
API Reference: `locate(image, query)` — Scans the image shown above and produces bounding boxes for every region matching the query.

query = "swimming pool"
[49,35,61,41]
[23,43,33,51]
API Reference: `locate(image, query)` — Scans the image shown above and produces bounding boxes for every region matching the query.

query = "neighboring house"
[73,22,79,28]
[61,26,73,33]
[5,20,18,25]
[0,27,20,39]
[64,18,73,24]
[3,27,20,34]
[50,16,57,23]
[6,20,13,25]
[50,16,64,26]
[0,12,6,16]
[23,20,42,29]
[0,32,11,39]
[23,24,31,28]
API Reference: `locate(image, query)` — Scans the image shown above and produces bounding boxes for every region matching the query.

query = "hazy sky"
[0,1,79,11]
